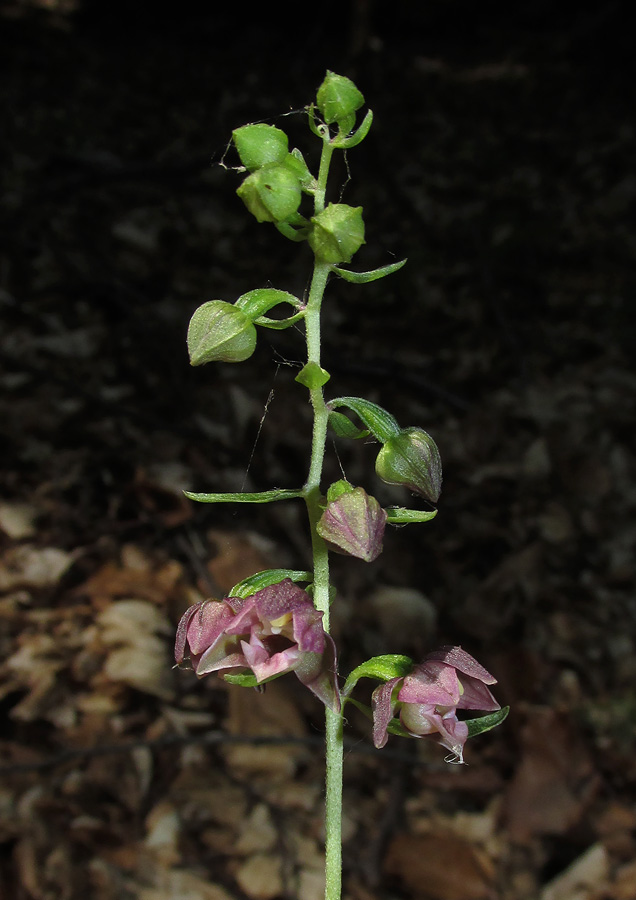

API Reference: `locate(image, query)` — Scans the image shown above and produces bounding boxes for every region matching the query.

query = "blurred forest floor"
[1,2,635,899]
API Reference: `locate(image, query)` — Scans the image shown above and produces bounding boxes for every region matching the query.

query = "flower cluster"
[372,646,500,762]
[175,579,340,711]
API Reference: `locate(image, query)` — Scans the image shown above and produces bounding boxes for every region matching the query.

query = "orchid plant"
[175,71,508,900]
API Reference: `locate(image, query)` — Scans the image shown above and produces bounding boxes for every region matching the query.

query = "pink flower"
[175,578,340,711]
[371,646,499,762]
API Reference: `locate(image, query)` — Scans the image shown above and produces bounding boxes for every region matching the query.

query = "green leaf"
[229,568,313,599]
[223,672,260,688]
[327,410,369,440]
[254,311,306,330]
[328,397,400,443]
[235,288,302,319]
[385,507,438,525]
[331,258,407,284]
[275,221,309,242]
[332,109,374,148]
[343,654,413,697]
[295,361,331,389]
[184,489,303,504]
[465,706,509,738]
[307,104,328,139]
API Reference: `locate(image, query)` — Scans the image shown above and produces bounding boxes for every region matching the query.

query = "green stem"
[301,133,344,900]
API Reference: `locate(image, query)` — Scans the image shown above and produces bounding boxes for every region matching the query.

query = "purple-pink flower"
[371,646,499,762]
[175,578,340,711]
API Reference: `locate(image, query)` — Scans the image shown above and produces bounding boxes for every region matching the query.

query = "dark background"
[1,1,635,898]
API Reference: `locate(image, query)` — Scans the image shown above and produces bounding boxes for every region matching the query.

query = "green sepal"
[308,204,365,265]
[465,706,509,738]
[184,489,303,504]
[331,258,407,284]
[343,654,414,697]
[223,672,260,688]
[295,361,331,389]
[229,568,314,599]
[328,397,400,443]
[232,124,289,171]
[327,410,369,440]
[235,288,303,320]
[326,479,354,503]
[332,109,374,148]
[385,507,438,525]
[285,148,317,192]
[236,164,302,223]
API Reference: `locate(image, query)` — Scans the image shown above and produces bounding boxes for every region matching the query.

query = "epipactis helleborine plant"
[174,70,508,900]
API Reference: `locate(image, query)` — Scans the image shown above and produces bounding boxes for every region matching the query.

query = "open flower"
[175,578,340,711]
[371,646,499,761]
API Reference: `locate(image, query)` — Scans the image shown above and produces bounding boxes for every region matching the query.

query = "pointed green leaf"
[327,410,370,440]
[229,568,313,599]
[331,258,407,284]
[295,361,331,389]
[343,654,413,697]
[275,221,309,242]
[184,489,303,504]
[465,706,509,738]
[328,397,400,443]
[255,310,306,330]
[332,109,373,148]
[385,507,438,525]
[308,104,329,139]
[235,288,302,319]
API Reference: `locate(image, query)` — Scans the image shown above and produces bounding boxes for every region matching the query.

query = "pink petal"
[252,578,314,622]
[175,600,235,661]
[371,678,401,748]
[425,646,497,685]
[398,661,460,706]
[295,634,341,712]
[456,675,500,711]
[291,604,325,654]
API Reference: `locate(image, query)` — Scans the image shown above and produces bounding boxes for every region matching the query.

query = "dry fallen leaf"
[384,831,495,900]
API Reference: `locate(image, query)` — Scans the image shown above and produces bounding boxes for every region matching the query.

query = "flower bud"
[232,124,289,171]
[375,427,442,503]
[187,300,256,365]
[317,483,386,562]
[316,71,364,133]
[236,164,302,223]
[308,203,365,264]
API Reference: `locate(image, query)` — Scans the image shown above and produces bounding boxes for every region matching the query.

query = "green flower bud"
[236,164,302,223]
[308,203,365,264]
[375,428,442,503]
[187,300,256,365]
[232,124,289,171]
[316,71,364,132]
